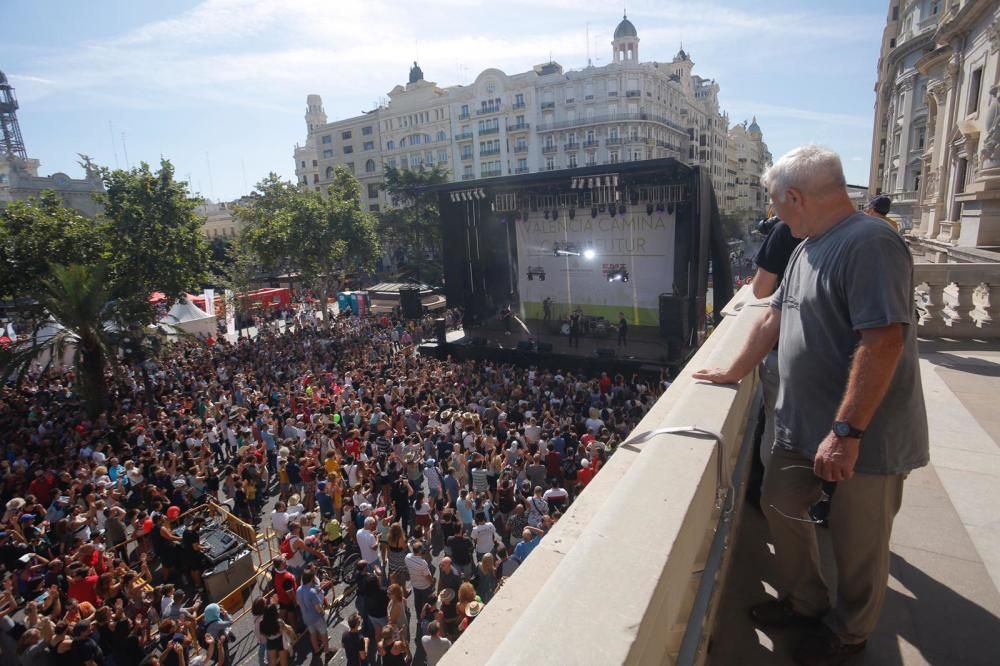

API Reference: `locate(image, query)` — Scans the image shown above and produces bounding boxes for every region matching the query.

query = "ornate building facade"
[870,0,1000,262]
[723,117,771,224]
[293,14,764,218]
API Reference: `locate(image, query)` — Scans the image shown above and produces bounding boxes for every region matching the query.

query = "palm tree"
[0,263,121,417]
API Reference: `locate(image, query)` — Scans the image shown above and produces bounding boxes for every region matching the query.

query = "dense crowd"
[0,305,664,666]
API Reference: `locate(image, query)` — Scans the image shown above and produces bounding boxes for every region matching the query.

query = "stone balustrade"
[442,286,764,665]
[914,263,1000,338]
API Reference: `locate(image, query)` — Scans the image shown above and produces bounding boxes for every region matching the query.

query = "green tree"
[0,264,121,417]
[378,163,449,284]
[99,159,210,322]
[0,192,109,300]
[236,168,380,321]
[217,236,259,336]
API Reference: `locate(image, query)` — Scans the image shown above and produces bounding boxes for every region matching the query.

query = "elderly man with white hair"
[695,145,928,665]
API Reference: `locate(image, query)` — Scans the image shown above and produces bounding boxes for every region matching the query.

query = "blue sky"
[3,0,885,201]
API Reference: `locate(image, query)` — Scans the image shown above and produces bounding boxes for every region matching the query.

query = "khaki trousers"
[761,446,904,644]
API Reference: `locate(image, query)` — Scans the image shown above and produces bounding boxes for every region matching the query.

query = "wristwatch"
[832,420,865,439]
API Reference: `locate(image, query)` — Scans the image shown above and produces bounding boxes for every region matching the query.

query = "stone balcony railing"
[914,263,1000,338]
[443,286,765,665]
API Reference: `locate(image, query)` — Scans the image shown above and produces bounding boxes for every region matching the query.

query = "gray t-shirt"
[771,212,928,475]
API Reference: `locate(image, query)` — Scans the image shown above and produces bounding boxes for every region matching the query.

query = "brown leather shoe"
[749,597,825,628]
[794,625,867,666]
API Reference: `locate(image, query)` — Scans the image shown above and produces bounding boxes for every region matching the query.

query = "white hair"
[762,144,846,202]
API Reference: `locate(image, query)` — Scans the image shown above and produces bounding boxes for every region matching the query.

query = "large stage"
[420,158,733,365]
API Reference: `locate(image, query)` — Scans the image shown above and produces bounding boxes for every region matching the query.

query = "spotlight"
[612,175,619,187]
[583,248,596,260]
[667,203,675,214]
[606,269,630,283]
[609,205,616,218]
[656,202,665,213]
[477,188,485,199]
[588,178,594,188]
[527,272,534,281]
[539,271,546,281]
[544,210,550,220]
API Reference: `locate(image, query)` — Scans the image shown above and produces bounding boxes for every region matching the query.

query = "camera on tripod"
[755,216,780,236]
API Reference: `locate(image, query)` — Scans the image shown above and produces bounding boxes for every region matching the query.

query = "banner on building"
[513,210,675,326]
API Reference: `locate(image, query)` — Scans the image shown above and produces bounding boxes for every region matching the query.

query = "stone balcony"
[443,280,1000,665]
[914,263,999,337]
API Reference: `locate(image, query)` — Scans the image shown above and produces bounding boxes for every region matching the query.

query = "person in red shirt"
[272,557,299,625]
[27,470,54,507]
[67,565,99,605]
[598,372,612,395]
[577,458,596,488]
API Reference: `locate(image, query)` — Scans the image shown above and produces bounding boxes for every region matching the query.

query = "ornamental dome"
[614,13,638,39]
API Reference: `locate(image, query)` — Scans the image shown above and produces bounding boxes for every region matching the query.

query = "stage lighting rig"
[606,269,630,283]
[526,266,546,281]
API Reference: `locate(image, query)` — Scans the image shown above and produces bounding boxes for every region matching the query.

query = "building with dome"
[724,116,772,224]
[294,13,764,220]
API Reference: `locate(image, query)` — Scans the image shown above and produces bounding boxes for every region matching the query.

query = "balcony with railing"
[564,142,580,151]
[514,166,530,174]
[477,104,504,116]
[479,125,500,136]
[542,144,558,154]
[536,111,687,134]
[583,139,601,149]
[513,145,529,154]
[626,89,641,98]
[480,168,502,178]
[606,137,624,146]
[458,111,470,120]
[512,101,527,110]
[541,101,556,110]
[455,131,474,141]
[444,280,1000,666]
[460,152,473,161]
[461,173,476,180]
[507,123,530,133]
[479,147,501,157]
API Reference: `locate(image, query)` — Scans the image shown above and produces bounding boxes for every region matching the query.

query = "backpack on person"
[279,533,295,559]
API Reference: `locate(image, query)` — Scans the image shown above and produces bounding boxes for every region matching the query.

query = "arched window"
[387,140,395,150]
[325,166,334,179]
[366,159,376,173]
[437,130,446,142]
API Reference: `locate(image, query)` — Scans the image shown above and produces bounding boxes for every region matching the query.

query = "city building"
[197,199,247,240]
[293,14,763,219]
[723,117,771,224]
[0,69,104,217]
[869,0,1000,261]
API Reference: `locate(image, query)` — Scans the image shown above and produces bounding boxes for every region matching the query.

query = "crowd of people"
[0,303,665,666]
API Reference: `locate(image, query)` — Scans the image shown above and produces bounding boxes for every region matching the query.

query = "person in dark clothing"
[617,312,628,347]
[341,612,368,666]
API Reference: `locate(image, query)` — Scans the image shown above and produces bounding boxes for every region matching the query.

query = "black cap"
[868,195,891,215]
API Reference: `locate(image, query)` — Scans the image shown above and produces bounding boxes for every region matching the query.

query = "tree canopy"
[235,168,380,312]
[378,163,449,284]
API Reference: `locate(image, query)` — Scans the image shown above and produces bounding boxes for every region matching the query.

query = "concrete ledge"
[444,290,766,665]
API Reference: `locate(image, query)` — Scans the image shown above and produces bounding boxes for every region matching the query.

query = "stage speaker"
[203,549,254,603]
[536,342,553,353]
[516,340,535,351]
[659,294,690,340]
[434,318,447,345]
[595,347,616,359]
[399,289,423,319]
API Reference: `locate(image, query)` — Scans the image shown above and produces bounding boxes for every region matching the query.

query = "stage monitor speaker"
[434,318,447,345]
[595,347,616,359]
[659,294,690,340]
[536,342,553,353]
[399,289,423,319]
[203,549,254,603]
[516,340,535,351]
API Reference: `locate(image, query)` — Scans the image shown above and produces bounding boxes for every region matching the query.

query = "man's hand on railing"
[691,368,741,385]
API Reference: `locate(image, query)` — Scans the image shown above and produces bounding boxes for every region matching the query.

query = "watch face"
[833,422,850,437]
